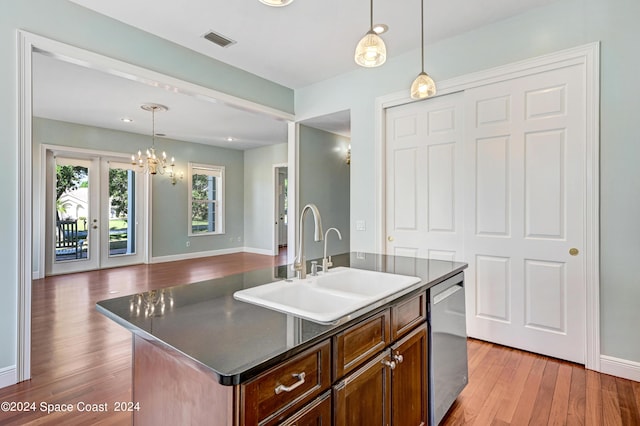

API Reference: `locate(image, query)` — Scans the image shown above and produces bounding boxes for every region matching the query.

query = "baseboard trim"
[243,247,275,256]
[150,247,244,264]
[0,365,17,389]
[600,355,640,382]
[150,247,278,264]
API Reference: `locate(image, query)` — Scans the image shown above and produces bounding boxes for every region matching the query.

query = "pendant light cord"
[151,107,156,148]
[420,0,424,73]
[370,0,373,29]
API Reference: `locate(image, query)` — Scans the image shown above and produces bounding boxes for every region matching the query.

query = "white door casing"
[383,46,597,365]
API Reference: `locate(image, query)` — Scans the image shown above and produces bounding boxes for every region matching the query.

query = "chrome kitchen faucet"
[293,203,323,279]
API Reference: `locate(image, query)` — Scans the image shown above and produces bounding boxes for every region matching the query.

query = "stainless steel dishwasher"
[429,273,468,425]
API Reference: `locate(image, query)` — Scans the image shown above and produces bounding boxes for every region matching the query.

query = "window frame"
[188,162,225,236]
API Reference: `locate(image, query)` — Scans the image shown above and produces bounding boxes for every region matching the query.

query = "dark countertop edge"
[96,261,468,386]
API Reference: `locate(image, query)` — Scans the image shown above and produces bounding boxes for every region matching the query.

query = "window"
[189,163,225,235]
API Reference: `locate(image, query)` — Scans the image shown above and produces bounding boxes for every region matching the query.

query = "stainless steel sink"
[233,267,421,324]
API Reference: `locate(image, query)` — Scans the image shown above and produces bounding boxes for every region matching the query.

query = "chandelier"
[132,104,175,175]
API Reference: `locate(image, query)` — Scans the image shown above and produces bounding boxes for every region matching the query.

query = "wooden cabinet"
[333,325,428,426]
[259,291,427,426]
[331,291,429,426]
[131,290,429,426]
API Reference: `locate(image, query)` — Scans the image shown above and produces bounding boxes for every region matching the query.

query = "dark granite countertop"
[96,252,467,385]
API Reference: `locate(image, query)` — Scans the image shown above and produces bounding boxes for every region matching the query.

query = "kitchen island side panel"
[133,335,236,425]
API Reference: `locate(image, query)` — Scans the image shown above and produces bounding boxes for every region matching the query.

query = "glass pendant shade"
[259,0,294,6]
[354,30,387,67]
[410,71,436,99]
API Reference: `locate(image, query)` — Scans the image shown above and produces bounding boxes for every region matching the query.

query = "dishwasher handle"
[433,284,463,305]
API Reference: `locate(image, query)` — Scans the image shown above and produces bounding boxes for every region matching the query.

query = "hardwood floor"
[442,339,640,426]
[0,252,287,426]
[0,251,638,425]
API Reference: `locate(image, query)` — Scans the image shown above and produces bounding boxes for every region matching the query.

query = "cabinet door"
[280,391,331,426]
[391,325,429,426]
[333,351,391,426]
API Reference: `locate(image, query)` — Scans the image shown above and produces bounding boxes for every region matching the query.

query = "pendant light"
[354,0,387,67]
[258,0,294,6]
[410,0,436,99]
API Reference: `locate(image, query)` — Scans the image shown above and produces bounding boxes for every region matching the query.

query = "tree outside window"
[189,163,224,235]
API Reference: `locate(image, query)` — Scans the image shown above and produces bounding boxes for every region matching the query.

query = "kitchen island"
[97,252,467,425]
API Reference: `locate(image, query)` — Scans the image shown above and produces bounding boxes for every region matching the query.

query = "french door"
[47,150,147,275]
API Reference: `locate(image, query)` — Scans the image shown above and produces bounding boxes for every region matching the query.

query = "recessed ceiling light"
[372,24,388,34]
[226,137,235,142]
[121,117,133,123]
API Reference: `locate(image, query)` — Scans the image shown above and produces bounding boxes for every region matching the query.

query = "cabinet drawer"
[241,340,331,426]
[391,291,427,340]
[333,309,390,379]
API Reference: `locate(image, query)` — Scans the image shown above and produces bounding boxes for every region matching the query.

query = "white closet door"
[464,64,586,363]
[384,63,587,363]
[385,92,464,262]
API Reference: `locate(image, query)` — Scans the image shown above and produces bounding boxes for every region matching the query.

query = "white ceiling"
[69,0,558,89]
[33,0,558,150]
[32,52,289,150]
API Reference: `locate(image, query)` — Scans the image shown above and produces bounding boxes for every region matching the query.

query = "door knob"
[387,236,394,242]
[569,248,579,256]
[381,359,397,370]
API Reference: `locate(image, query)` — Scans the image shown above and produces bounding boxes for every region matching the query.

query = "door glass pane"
[109,166,136,256]
[55,160,89,262]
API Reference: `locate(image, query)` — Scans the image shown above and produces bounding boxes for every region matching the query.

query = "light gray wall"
[1,0,293,372]
[151,134,245,258]
[244,143,288,253]
[299,125,350,261]
[32,118,246,262]
[295,0,640,363]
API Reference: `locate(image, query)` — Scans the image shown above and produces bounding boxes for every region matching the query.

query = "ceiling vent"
[204,31,237,48]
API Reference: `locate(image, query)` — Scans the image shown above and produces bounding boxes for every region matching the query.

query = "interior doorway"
[274,165,288,255]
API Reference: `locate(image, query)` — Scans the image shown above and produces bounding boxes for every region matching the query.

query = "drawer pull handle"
[275,372,306,394]
[393,353,404,364]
